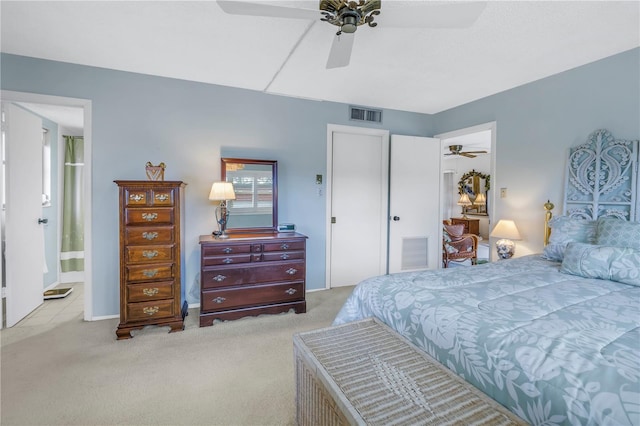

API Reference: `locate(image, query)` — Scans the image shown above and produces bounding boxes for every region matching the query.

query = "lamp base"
[495,239,515,259]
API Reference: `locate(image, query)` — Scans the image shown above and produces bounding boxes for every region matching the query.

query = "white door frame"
[435,121,497,262]
[325,124,390,289]
[2,90,93,322]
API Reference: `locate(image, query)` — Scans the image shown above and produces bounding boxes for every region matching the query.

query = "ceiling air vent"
[350,106,382,124]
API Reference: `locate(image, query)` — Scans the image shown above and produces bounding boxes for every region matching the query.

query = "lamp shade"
[457,193,472,206]
[490,220,522,240]
[209,182,236,201]
[474,193,486,205]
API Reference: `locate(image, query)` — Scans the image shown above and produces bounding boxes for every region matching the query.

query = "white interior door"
[3,102,44,327]
[389,135,441,273]
[328,128,389,287]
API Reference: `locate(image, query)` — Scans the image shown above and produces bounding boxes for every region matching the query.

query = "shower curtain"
[60,136,84,272]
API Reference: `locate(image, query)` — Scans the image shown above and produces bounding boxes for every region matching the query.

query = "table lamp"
[490,219,522,259]
[457,193,472,218]
[209,181,236,239]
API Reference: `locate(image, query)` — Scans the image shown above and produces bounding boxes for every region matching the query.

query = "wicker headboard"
[544,129,639,246]
[563,129,638,220]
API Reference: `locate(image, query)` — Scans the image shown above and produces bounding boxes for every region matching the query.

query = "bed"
[332,130,640,425]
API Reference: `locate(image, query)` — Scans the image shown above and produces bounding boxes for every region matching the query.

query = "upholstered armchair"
[442,221,479,268]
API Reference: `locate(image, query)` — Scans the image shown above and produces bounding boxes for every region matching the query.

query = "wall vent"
[350,106,383,124]
[401,237,429,271]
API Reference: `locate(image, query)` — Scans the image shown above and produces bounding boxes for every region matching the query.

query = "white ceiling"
[1,1,639,115]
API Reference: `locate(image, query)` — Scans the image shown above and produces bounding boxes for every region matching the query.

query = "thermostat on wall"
[278,223,296,232]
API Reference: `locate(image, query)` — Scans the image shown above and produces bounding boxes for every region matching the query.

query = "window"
[42,129,51,207]
[227,170,272,215]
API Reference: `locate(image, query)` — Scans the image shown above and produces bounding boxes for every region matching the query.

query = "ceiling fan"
[217,1,487,69]
[445,144,487,158]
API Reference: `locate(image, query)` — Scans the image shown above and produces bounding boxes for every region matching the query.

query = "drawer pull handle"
[143,269,158,278]
[143,306,159,316]
[142,231,158,240]
[223,258,233,264]
[129,193,145,202]
[212,297,226,304]
[213,274,226,282]
[280,253,290,260]
[142,250,159,259]
[142,287,159,296]
[223,247,233,254]
[155,193,169,202]
[286,268,297,275]
[285,288,297,295]
[281,243,290,250]
[142,212,158,221]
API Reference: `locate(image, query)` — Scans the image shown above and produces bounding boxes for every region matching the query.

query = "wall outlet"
[500,188,507,198]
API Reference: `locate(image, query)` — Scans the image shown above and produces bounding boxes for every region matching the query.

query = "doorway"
[436,122,496,262]
[1,90,93,325]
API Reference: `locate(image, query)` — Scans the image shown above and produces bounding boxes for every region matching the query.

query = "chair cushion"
[444,224,465,241]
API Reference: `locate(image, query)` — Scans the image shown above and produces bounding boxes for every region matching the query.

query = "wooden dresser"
[199,232,307,327]
[451,217,480,235]
[115,180,187,340]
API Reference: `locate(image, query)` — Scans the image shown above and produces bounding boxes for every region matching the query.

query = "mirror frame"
[458,169,490,216]
[221,158,278,233]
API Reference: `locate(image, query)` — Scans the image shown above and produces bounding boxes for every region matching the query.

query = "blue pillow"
[595,218,640,250]
[560,242,640,286]
[542,216,597,261]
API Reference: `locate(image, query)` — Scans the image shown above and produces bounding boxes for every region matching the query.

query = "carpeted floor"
[0,286,355,426]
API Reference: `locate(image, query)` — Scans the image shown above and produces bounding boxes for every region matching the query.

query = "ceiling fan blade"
[326,33,355,69]
[460,153,477,158]
[378,1,487,29]
[217,1,319,19]
[462,150,488,154]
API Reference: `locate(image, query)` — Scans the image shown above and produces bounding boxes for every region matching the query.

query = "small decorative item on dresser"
[490,219,522,259]
[145,162,166,181]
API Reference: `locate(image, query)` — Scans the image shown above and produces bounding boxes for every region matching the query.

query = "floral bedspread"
[333,255,640,425]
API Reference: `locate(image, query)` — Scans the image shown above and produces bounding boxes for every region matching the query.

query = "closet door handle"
[38,218,48,224]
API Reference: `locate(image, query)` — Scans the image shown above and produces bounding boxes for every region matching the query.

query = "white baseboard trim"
[90,314,119,321]
[60,271,85,283]
[188,303,200,309]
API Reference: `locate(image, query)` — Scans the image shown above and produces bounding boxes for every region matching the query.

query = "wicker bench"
[293,318,527,426]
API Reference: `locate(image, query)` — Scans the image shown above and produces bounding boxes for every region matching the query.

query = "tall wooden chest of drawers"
[199,232,307,327]
[115,180,187,340]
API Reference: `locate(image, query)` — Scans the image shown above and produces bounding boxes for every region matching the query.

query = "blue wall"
[1,53,433,317]
[2,48,638,318]
[433,47,640,255]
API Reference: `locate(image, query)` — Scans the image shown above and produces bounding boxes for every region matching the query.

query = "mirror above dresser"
[221,158,278,232]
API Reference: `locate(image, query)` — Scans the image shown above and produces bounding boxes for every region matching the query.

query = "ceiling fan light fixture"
[320,0,381,35]
[341,13,358,33]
